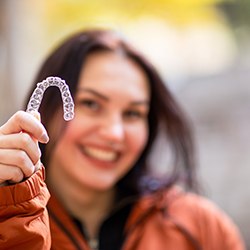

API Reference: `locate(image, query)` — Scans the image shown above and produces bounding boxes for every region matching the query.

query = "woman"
[0,29,245,250]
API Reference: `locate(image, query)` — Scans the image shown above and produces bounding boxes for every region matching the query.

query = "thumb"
[29,111,43,171]
[30,110,41,122]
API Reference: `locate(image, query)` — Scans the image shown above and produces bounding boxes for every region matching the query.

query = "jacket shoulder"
[161,187,245,249]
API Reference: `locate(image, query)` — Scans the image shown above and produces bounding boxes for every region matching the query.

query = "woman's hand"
[0,111,49,186]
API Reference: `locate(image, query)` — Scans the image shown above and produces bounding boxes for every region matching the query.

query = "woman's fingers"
[0,133,41,165]
[0,110,49,143]
[0,111,49,185]
[0,149,35,177]
[0,164,25,184]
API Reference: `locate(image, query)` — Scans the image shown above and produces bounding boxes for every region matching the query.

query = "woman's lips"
[81,145,119,162]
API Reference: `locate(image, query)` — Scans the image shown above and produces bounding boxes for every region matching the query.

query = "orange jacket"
[0,167,245,250]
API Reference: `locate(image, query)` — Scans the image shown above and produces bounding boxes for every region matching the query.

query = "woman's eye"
[78,99,99,110]
[124,110,145,120]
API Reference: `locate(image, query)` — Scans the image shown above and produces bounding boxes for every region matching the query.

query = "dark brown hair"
[24,28,198,195]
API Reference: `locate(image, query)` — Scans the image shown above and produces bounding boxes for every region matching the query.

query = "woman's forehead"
[77,51,150,96]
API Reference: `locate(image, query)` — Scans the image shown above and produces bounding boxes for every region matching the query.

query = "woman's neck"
[46,166,116,239]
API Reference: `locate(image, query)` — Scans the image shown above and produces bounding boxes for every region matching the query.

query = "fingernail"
[41,132,49,143]
[30,111,41,121]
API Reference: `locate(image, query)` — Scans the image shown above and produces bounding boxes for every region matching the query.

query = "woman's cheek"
[130,123,148,153]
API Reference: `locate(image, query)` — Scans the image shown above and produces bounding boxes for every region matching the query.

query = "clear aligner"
[26,76,75,121]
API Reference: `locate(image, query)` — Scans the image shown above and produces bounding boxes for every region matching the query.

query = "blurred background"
[0,0,250,247]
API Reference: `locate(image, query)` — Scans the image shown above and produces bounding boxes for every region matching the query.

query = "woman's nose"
[99,116,125,143]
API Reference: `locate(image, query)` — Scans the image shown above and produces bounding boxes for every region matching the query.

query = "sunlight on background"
[2,0,237,106]
[43,0,236,80]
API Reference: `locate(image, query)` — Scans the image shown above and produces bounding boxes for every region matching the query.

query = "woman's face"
[48,51,150,191]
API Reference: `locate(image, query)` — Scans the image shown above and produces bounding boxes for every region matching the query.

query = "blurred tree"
[217,0,250,29]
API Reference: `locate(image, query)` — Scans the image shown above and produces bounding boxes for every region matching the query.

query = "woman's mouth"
[81,146,118,162]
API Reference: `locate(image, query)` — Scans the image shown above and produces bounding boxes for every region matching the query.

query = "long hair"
[24,28,198,195]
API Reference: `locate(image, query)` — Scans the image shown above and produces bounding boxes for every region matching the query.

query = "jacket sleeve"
[0,166,51,250]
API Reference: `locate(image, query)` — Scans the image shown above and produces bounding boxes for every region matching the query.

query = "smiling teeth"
[84,147,117,161]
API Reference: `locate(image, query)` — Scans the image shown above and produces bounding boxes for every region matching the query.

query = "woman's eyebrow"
[77,87,149,105]
[130,100,149,106]
[77,88,109,101]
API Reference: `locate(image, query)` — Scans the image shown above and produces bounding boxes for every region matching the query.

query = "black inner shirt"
[73,202,133,250]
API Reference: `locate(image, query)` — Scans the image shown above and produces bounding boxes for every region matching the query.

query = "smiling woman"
[0,28,245,249]
[47,51,150,198]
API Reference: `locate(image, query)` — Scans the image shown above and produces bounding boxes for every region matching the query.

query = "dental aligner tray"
[26,76,75,121]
